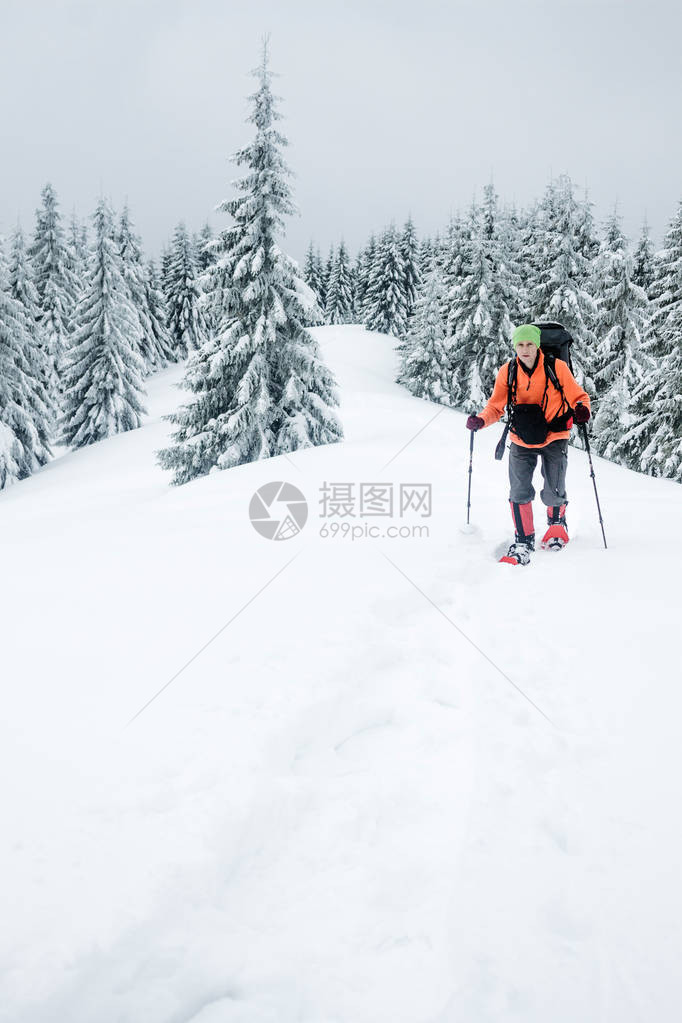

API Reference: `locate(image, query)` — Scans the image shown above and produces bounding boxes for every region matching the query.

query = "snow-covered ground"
[1,325,681,1022]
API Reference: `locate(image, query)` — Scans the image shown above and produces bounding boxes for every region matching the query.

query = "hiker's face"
[516,341,538,368]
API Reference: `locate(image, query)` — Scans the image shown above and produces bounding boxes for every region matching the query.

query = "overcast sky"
[2,0,680,264]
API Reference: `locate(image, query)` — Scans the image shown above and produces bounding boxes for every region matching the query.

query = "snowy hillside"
[1,325,681,1023]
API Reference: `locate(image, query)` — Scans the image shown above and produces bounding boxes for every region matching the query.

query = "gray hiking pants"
[509,438,569,507]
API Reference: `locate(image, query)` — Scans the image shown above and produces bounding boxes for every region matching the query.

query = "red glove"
[573,403,590,424]
[466,415,484,431]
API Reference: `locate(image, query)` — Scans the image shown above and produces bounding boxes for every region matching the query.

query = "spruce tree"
[575,186,600,264]
[616,319,682,480]
[323,245,335,315]
[145,258,177,368]
[504,203,531,322]
[531,175,598,390]
[194,223,215,273]
[615,201,682,479]
[157,41,342,484]
[325,240,354,324]
[314,248,326,311]
[303,242,318,292]
[160,245,173,302]
[356,235,377,322]
[591,211,649,459]
[419,236,435,277]
[632,219,655,296]
[302,242,326,322]
[0,247,53,487]
[515,201,545,323]
[8,226,55,439]
[29,183,79,389]
[400,216,421,324]
[398,257,451,404]
[439,216,465,328]
[165,221,207,358]
[67,209,89,290]
[117,204,157,371]
[447,194,517,411]
[60,197,147,448]
[363,226,408,337]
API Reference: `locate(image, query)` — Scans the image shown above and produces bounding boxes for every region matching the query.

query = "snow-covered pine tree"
[590,210,649,459]
[0,242,53,487]
[400,217,421,325]
[313,248,326,311]
[325,240,354,324]
[398,255,451,404]
[29,183,79,389]
[194,223,215,273]
[446,204,486,409]
[303,243,318,293]
[447,192,517,412]
[632,219,655,297]
[67,209,89,289]
[60,197,147,448]
[504,203,531,323]
[9,228,42,331]
[193,226,220,341]
[323,245,335,314]
[160,245,173,300]
[302,242,326,323]
[439,216,465,329]
[8,226,55,439]
[615,200,682,479]
[157,40,342,484]
[165,221,207,359]
[145,258,177,367]
[515,200,545,323]
[347,255,359,323]
[355,235,377,322]
[575,186,600,265]
[363,226,408,338]
[478,185,519,396]
[419,236,435,277]
[531,174,598,391]
[117,204,159,372]
[527,181,558,311]
[616,319,682,481]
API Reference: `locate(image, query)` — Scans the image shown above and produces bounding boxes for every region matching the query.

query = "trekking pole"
[581,423,607,549]
[466,429,474,525]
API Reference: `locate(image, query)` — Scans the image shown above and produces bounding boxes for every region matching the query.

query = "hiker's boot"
[541,504,569,550]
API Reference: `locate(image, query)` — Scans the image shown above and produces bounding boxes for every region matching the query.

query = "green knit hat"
[512,324,541,349]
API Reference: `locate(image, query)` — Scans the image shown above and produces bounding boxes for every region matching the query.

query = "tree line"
[304,179,682,482]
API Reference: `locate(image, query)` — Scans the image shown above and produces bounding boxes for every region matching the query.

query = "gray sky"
[2,0,680,264]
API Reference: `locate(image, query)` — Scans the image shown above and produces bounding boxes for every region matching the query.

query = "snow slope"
[1,325,681,1023]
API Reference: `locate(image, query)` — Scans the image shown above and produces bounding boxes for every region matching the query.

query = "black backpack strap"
[496,360,516,461]
[543,352,575,429]
[544,353,571,410]
[543,352,559,390]
[506,359,517,413]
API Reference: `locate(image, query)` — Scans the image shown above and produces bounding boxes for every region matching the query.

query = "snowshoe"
[500,540,532,566]
[541,523,569,551]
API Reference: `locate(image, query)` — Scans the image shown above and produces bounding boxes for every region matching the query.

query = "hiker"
[466,323,591,565]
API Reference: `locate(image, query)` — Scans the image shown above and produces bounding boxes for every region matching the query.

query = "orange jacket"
[478,350,591,450]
